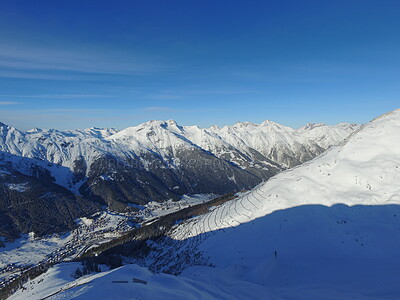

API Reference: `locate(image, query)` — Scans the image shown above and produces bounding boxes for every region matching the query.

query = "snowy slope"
[169,109,400,236]
[10,263,282,300]
[137,109,400,298]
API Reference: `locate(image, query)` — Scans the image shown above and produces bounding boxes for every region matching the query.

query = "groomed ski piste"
[10,109,400,300]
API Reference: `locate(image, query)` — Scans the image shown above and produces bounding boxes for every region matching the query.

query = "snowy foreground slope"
[10,263,280,300]
[9,110,399,300]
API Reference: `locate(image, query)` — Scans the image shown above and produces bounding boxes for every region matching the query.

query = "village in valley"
[0,195,212,291]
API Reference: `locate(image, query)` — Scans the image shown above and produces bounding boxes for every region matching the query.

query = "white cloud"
[0,101,18,105]
[0,44,171,79]
[0,94,114,99]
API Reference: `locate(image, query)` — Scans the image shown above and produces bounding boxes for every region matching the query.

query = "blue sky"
[0,0,399,130]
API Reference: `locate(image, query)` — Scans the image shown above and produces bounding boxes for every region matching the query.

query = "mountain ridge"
[0,117,358,239]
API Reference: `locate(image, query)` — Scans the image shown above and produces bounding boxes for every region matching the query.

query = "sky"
[0,0,399,130]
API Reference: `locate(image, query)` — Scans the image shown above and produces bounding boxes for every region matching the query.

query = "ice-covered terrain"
[11,110,400,299]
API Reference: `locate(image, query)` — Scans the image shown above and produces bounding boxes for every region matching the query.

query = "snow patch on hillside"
[5,182,29,192]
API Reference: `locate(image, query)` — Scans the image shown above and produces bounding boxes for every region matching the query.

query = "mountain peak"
[233,121,257,128]
[166,119,178,126]
[371,108,400,123]
[301,122,326,130]
[260,119,280,126]
[208,125,221,131]
[141,119,179,128]
[27,127,43,133]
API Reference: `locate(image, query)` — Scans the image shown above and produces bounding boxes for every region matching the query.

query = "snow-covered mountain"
[118,109,400,298]
[0,119,358,191]
[0,118,357,239]
[208,120,358,168]
[10,109,400,300]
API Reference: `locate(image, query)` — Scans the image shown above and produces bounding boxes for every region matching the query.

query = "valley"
[0,194,214,297]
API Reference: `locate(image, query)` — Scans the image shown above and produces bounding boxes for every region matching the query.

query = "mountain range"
[10,109,400,300]
[0,119,358,240]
